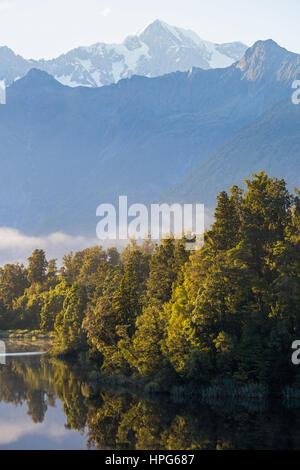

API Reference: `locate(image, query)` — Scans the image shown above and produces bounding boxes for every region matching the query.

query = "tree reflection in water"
[1,356,300,450]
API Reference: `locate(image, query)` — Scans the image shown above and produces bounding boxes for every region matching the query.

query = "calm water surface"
[1,344,300,450]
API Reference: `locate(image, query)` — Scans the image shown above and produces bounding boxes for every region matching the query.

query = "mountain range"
[0,20,247,88]
[0,38,299,237]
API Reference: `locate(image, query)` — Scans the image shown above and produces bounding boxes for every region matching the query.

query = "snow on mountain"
[0,20,247,88]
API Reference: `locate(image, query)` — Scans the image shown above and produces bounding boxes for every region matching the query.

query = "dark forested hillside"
[164,99,300,207]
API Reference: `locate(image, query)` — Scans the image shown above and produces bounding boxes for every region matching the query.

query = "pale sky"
[0,0,299,59]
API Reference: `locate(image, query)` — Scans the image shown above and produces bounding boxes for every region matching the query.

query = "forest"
[0,172,300,393]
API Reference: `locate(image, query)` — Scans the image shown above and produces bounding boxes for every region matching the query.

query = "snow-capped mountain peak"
[138,19,204,46]
[0,20,248,88]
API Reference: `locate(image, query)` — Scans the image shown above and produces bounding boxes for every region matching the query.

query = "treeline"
[0,173,300,389]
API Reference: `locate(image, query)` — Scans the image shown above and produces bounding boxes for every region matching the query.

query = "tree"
[47,259,58,287]
[147,238,188,306]
[0,263,28,307]
[27,250,48,285]
[40,281,69,332]
[211,190,241,250]
[107,247,120,267]
[84,249,150,372]
[53,283,87,355]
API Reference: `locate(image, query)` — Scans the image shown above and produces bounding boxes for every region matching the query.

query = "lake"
[1,348,300,450]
